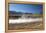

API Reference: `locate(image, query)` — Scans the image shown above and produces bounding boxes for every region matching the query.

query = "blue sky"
[9,4,43,14]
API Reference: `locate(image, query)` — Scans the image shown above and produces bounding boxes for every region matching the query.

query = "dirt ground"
[8,21,44,31]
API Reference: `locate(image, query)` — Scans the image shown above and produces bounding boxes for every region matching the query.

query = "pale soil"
[8,21,44,31]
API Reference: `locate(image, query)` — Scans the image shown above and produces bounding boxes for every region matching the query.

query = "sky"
[9,4,43,14]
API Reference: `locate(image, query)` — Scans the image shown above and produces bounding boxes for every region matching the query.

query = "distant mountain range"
[8,11,32,14]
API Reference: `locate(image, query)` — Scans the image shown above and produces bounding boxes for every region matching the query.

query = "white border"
[0,0,5,33]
